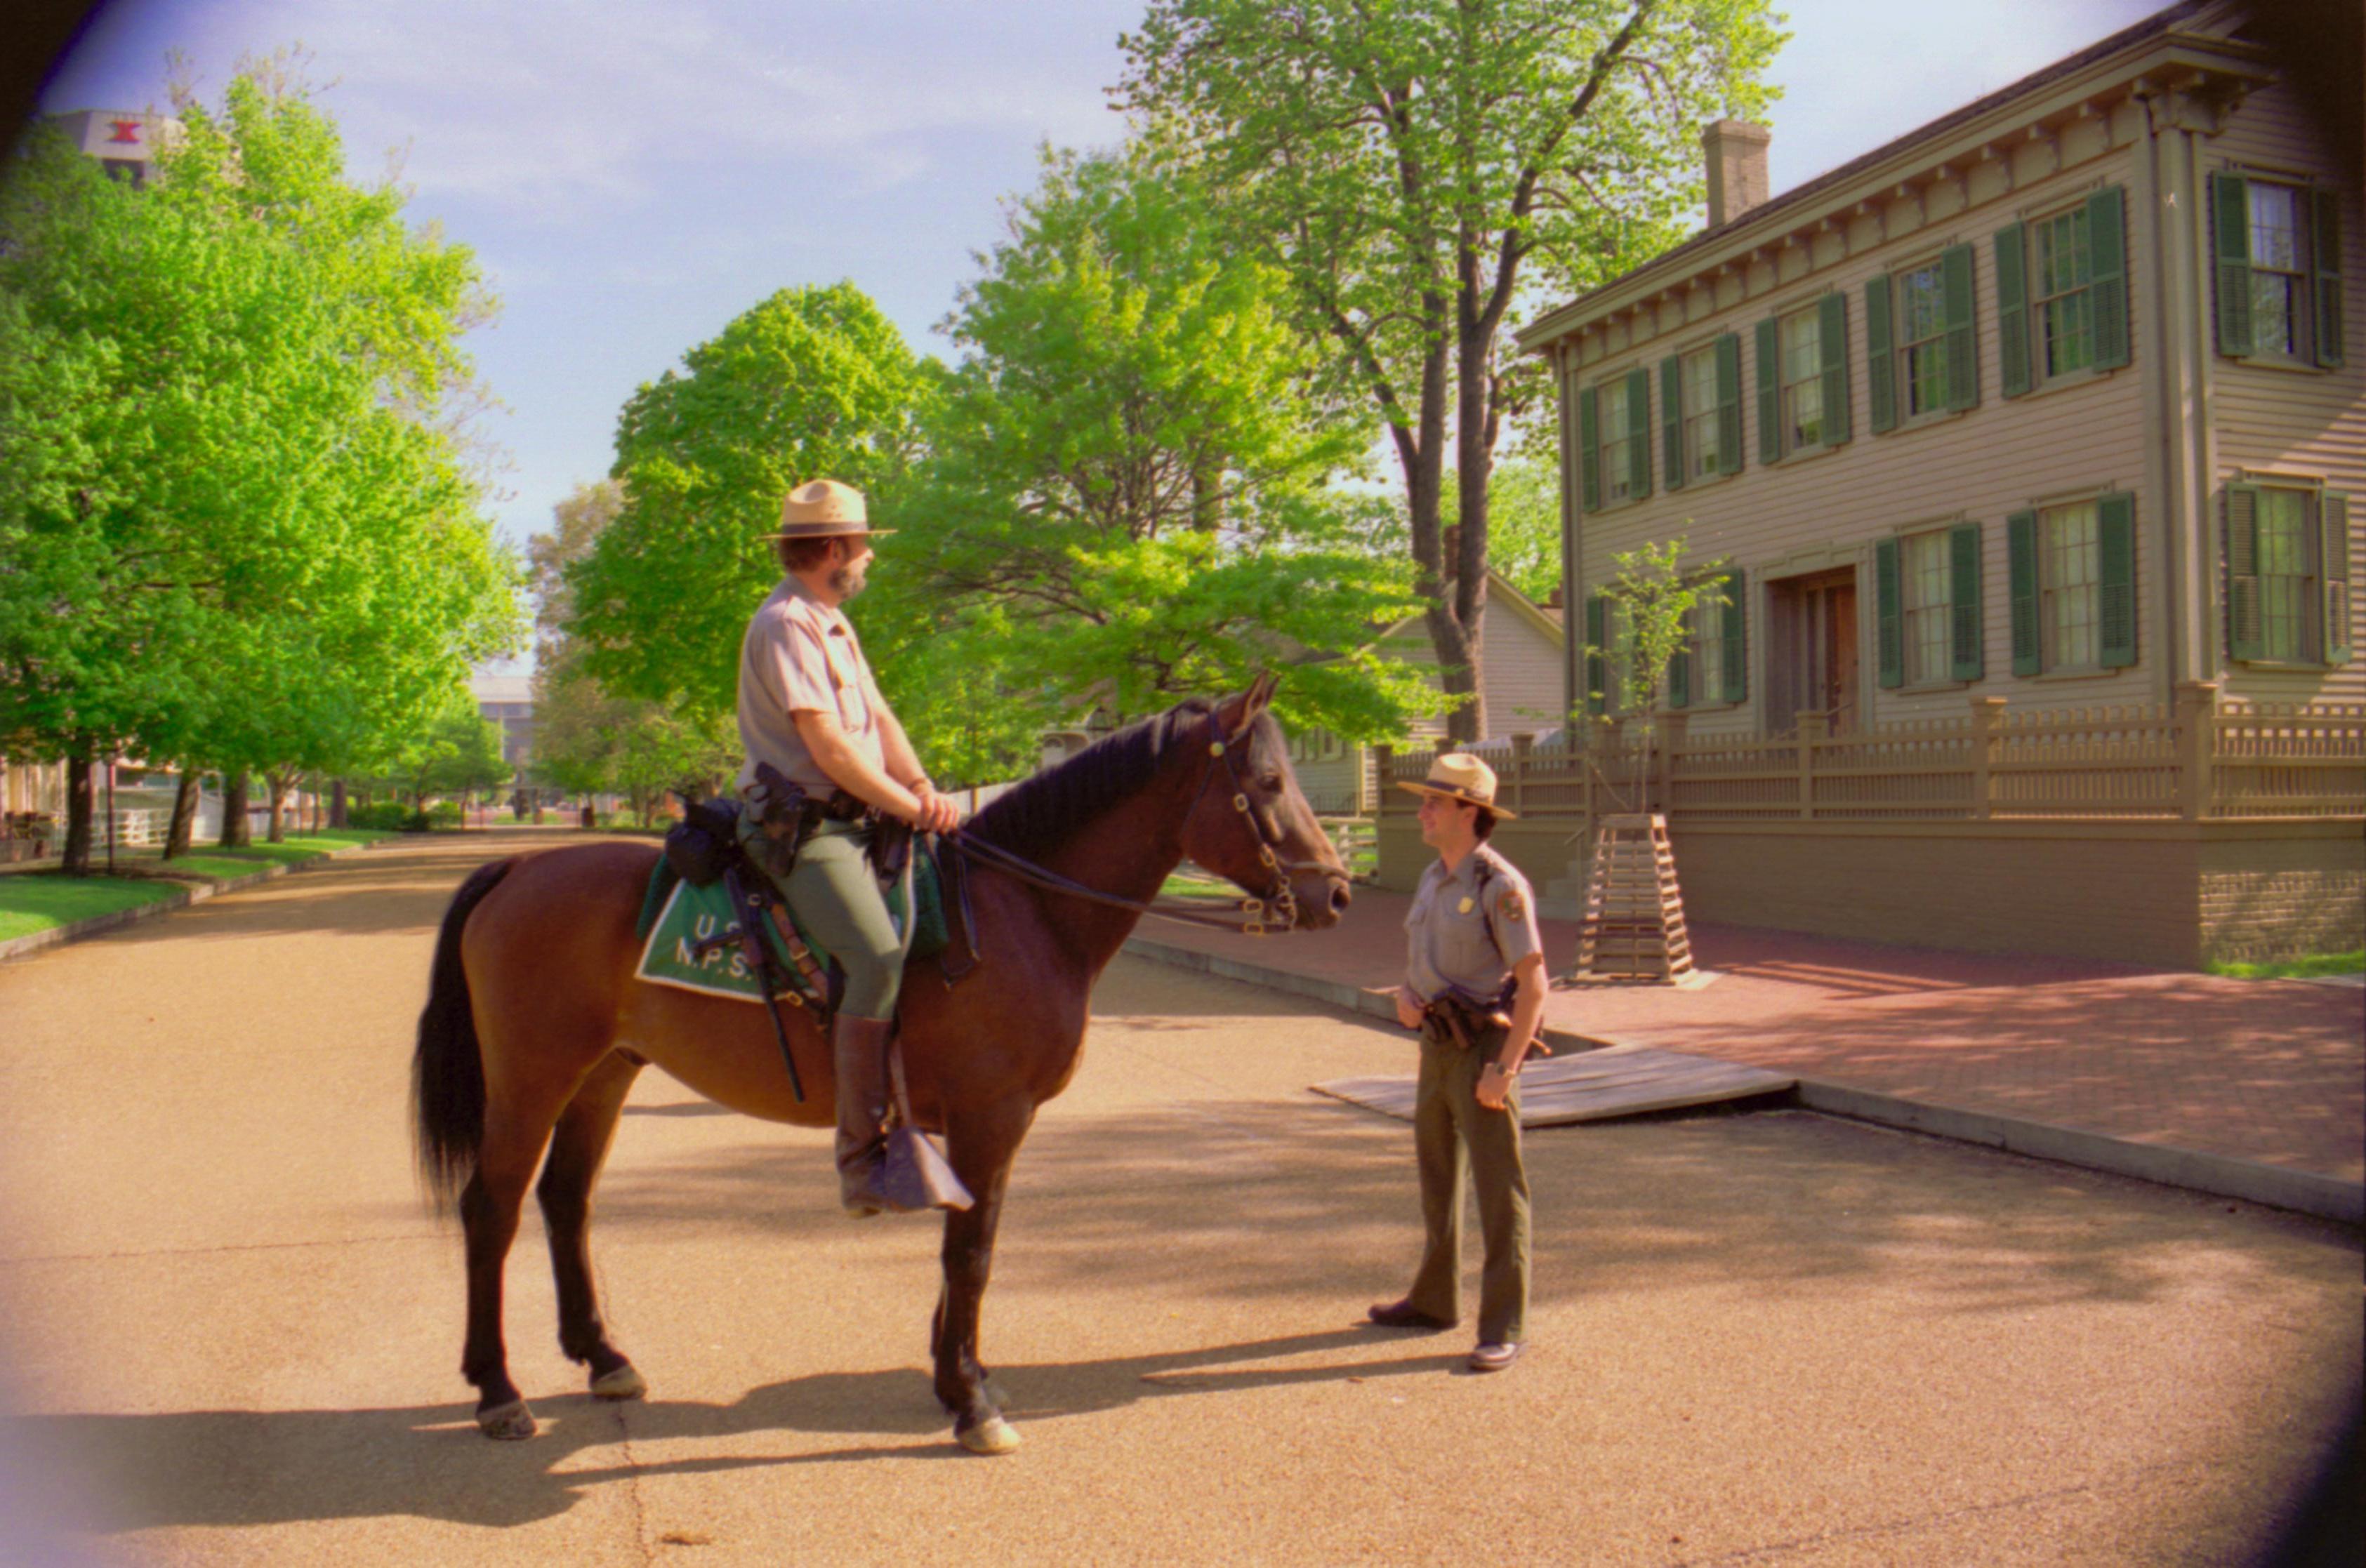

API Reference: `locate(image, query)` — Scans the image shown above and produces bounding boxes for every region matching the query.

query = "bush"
[427,801,464,825]
[348,802,434,832]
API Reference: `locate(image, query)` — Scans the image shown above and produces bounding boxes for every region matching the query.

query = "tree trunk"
[329,778,348,828]
[62,752,95,877]
[219,773,251,848]
[265,770,293,843]
[164,770,199,859]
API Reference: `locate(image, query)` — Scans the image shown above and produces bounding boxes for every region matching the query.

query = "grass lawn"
[2205,950,2365,981]
[0,831,390,942]
[1159,871,1247,902]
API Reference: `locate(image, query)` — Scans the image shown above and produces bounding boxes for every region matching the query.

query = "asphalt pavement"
[0,830,2356,1565]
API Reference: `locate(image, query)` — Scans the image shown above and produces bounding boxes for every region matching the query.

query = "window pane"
[2042,502,2099,669]
[2042,293,2092,377]
[1903,529,1952,683]
[2257,489,2311,661]
[2249,184,2301,272]
[1601,382,1629,500]
[1683,348,1719,476]
[2036,210,2090,297]
[2250,272,2296,357]
[1908,342,1949,416]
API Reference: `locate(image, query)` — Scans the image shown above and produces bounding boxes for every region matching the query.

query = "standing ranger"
[736,479,960,1216]
[1367,752,1547,1372]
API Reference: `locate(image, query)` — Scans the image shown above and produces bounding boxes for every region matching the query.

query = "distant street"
[0,830,2356,1566]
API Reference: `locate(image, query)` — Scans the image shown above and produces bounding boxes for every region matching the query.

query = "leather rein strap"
[944,708,1331,938]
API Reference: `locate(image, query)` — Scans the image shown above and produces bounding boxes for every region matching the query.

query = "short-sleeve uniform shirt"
[735,576,888,794]
[1405,844,1543,1004]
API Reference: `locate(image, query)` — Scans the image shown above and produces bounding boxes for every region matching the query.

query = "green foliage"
[882,150,1438,761]
[567,284,932,721]
[347,802,428,832]
[1121,0,1783,739]
[0,67,522,872]
[2204,951,2366,981]
[1585,535,1718,716]
[0,873,182,942]
[1441,457,1560,604]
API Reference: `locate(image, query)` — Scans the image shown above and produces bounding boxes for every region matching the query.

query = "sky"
[39,0,2169,658]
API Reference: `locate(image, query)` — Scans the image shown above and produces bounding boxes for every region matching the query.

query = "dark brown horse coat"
[411,680,1347,1450]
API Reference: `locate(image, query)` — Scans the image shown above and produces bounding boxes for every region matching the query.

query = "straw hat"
[1395,752,1514,819]
[767,479,895,540]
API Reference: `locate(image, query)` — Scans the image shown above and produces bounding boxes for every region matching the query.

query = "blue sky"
[41,0,2166,583]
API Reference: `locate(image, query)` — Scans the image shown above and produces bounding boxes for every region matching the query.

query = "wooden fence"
[1378,682,2366,825]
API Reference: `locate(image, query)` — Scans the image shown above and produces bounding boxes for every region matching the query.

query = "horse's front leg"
[934,1095,1033,1454]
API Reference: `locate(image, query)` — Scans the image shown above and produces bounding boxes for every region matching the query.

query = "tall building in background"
[39,109,177,186]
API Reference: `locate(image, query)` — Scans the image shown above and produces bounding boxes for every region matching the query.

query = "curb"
[0,839,382,965]
[1120,932,2365,1227]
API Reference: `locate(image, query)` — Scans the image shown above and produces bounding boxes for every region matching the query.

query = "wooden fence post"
[1796,710,1826,819]
[1969,696,2005,818]
[1509,732,1534,817]
[1373,745,1394,819]
[2175,680,2218,819]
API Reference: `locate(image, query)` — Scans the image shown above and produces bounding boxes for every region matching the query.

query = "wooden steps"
[1568,813,1698,985]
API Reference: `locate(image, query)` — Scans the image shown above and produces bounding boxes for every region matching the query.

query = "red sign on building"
[107,119,143,144]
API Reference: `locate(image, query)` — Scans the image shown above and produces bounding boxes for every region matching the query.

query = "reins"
[944,707,1332,938]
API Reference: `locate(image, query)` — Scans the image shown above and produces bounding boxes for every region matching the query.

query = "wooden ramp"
[1311,1043,1795,1128]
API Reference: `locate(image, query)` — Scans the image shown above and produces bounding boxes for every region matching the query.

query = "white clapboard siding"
[2198,74,2366,706]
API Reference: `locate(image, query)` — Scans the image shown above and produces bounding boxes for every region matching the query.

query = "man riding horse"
[735,479,960,1217]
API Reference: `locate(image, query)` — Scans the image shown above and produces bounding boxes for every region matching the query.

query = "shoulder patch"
[1498,886,1526,924]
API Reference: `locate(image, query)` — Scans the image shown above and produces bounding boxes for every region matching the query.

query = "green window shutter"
[2007,510,2041,675]
[1715,333,1743,474]
[2087,186,2129,370]
[1948,521,1984,680]
[2223,484,2263,661]
[1720,569,1748,700]
[1585,594,1608,714]
[2311,187,2344,369]
[2323,491,2352,665]
[1578,385,1601,512]
[1754,316,1780,463]
[1817,293,1851,444]
[1875,537,1903,687]
[1660,354,1685,491]
[1667,641,1691,709]
[1865,276,1896,433]
[2098,491,2137,667]
[1625,366,1651,499]
[1941,243,1979,411]
[1995,222,2031,397]
[2211,172,2253,357]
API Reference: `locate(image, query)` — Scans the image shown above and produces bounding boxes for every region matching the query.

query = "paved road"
[0,830,2357,1565]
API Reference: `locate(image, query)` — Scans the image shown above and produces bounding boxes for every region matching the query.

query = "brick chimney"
[1701,119,1771,229]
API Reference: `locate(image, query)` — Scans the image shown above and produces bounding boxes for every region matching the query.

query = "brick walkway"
[1127,886,2366,1185]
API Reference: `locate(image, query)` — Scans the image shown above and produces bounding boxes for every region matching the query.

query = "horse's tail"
[411,856,517,1211]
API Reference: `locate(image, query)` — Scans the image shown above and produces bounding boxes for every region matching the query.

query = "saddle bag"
[663,795,743,887]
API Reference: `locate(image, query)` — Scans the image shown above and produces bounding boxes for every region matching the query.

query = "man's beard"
[831,559,869,599]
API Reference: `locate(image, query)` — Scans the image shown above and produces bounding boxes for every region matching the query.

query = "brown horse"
[410,678,1348,1453]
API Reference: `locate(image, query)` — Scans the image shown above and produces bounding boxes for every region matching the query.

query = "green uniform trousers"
[1403,1029,1530,1345]
[739,816,911,1021]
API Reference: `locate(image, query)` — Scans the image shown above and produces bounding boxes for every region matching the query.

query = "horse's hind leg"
[460,1084,573,1440]
[538,1050,647,1401]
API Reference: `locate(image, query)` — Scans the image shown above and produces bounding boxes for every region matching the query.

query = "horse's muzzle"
[1293,873,1351,930]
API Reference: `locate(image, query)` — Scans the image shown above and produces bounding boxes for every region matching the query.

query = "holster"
[1419,988,1514,1051]
[743,762,814,881]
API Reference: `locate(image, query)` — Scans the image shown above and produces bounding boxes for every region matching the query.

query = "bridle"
[944,705,1339,937]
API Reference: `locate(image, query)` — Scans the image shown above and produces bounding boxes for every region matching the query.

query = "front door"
[1768,568,1861,733]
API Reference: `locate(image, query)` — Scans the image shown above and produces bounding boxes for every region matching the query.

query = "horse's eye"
[1260,773,1284,791]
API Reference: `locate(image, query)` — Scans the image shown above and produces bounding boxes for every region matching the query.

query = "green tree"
[567,284,932,723]
[1121,0,1781,742]
[883,150,1436,759]
[1584,534,1719,806]
[0,67,520,872]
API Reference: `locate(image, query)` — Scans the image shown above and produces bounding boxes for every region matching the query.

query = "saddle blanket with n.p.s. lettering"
[631,854,949,1005]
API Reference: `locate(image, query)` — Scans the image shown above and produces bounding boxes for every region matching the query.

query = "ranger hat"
[767,479,895,540]
[1395,751,1515,819]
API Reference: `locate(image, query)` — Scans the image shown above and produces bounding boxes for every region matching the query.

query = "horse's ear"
[1243,670,1279,717]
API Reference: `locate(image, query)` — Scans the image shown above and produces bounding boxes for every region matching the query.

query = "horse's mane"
[966,698,1218,863]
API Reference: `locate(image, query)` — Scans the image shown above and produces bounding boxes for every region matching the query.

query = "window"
[1675,573,1746,707]
[2247,182,2308,360]
[1897,263,1951,418]
[2256,486,2313,660]
[1779,309,1824,449]
[2033,208,2094,378]
[1901,529,1952,683]
[1600,377,1634,503]
[1682,345,1721,479]
[2039,501,2100,669]
[2214,171,2344,368]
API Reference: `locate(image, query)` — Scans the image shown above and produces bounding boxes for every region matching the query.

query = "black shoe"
[1467,1341,1521,1373]
[1366,1298,1456,1331]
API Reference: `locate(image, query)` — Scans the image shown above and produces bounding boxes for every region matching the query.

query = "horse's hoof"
[956,1415,1022,1456]
[476,1400,537,1440]
[590,1364,647,1402]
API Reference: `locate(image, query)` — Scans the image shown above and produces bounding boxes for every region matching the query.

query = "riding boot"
[831,1014,905,1217]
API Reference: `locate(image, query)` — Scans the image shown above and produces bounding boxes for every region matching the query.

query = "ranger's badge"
[1456,896,1475,915]
[1500,887,1526,923]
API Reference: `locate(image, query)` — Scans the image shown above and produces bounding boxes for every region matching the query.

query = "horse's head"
[1181,673,1353,931]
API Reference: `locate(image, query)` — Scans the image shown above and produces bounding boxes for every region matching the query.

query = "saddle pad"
[633,849,951,1005]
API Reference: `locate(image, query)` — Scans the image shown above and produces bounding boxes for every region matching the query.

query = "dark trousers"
[1404,1030,1530,1344]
